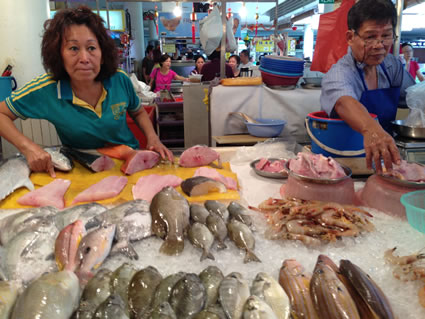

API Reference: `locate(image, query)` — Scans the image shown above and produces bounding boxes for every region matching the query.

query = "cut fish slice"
[179,145,221,168]
[132,174,183,202]
[97,144,135,160]
[62,148,114,172]
[72,176,128,204]
[193,167,237,190]
[18,179,71,209]
[121,150,160,175]
[181,176,227,197]
[0,156,34,202]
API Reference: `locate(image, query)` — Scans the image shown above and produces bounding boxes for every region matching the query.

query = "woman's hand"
[21,143,56,177]
[146,135,174,162]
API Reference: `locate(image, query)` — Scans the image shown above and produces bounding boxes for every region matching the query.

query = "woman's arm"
[174,74,189,82]
[416,69,425,82]
[130,107,174,161]
[0,101,55,176]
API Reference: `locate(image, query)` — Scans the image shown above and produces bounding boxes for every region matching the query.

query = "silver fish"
[243,295,278,319]
[0,281,19,319]
[54,202,107,230]
[190,203,210,224]
[150,301,177,319]
[92,294,130,319]
[44,146,73,172]
[227,219,261,263]
[110,263,138,311]
[152,272,186,309]
[219,272,250,319]
[11,270,80,319]
[205,304,227,319]
[169,273,206,318]
[150,187,190,255]
[128,266,163,319]
[228,201,255,231]
[76,268,113,319]
[251,272,290,319]
[0,155,34,202]
[199,266,224,307]
[206,212,228,250]
[194,310,222,319]
[204,200,229,222]
[188,222,215,261]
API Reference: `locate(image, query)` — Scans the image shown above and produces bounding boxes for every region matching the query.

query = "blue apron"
[356,62,400,134]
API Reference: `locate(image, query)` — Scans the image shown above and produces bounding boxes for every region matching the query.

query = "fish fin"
[24,179,35,191]
[111,241,139,260]
[216,241,227,250]
[159,238,184,256]
[244,250,261,263]
[45,252,55,261]
[201,250,215,261]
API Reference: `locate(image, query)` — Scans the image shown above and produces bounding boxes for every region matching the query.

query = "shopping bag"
[310,0,355,73]
[199,6,223,56]
[226,17,237,52]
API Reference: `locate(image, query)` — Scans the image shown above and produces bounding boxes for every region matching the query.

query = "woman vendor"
[320,0,415,173]
[0,6,173,177]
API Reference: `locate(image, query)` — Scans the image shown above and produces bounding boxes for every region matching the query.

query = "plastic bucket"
[0,76,17,101]
[306,111,377,158]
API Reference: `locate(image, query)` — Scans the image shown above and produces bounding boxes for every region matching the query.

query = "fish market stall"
[1,143,425,318]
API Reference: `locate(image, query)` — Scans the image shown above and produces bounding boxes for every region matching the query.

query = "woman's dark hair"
[159,54,171,67]
[41,5,118,81]
[194,55,205,63]
[152,48,162,64]
[348,0,397,32]
[229,55,240,66]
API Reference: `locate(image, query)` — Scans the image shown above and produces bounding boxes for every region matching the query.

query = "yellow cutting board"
[0,159,240,210]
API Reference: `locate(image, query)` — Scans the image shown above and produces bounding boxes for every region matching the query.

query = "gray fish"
[0,281,19,319]
[76,268,113,319]
[54,202,107,230]
[61,147,114,173]
[206,212,228,250]
[204,200,229,222]
[150,302,177,319]
[0,155,34,202]
[190,203,210,224]
[205,304,227,319]
[169,273,206,318]
[181,177,227,197]
[128,266,163,319]
[219,272,250,319]
[193,310,222,319]
[199,265,224,307]
[92,294,130,319]
[228,201,256,231]
[243,295,278,319]
[150,187,190,255]
[110,263,138,311]
[188,222,215,261]
[44,146,73,172]
[11,270,80,319]
[152,272,186,309]
[227,219,261,263]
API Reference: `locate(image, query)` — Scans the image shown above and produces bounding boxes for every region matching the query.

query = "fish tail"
[201,250,215,261]
[244,249,261,263]
[216,241,227,250]
[160,238,184,256]
[111,241,139,260]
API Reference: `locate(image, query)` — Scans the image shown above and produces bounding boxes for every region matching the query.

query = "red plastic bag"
[310,0,356,73]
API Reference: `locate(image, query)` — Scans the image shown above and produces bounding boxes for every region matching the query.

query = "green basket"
[400,190,425,234]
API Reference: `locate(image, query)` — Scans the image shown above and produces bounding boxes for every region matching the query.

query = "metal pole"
[106,0,111,30]
[394,0,404,58]
[274,0,278,53]
[220,2,227,79]
[96,0,100,16]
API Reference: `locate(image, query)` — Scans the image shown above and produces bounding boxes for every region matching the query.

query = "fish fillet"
[72,176,128,204]
[179,145,221,168]
[193,167,237,190]
[132,174,183,202]
[17,179,71,209]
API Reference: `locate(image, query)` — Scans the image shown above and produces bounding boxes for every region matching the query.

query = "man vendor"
[320,0,415,173]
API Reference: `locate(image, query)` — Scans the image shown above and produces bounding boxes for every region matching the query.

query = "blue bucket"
[0,76,17,101]
[306,111,377,158]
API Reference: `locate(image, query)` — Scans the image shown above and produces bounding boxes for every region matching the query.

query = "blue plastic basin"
[246,118,286,137]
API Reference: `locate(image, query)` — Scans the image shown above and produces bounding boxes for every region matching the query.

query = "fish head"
[282,259,304,275]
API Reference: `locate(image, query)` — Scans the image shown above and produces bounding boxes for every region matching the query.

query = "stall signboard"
[319,0,335,3]
[163,43,176,53]
[255,39,274,53]
[159,12,241,38]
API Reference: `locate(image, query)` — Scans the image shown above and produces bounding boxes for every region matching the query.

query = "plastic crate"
[400,190,425,234]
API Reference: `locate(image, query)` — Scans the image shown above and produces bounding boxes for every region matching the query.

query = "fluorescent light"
[239,3,247,18]
[173,3,182,17]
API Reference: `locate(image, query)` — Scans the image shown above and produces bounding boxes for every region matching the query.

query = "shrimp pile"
[251,198,375,246]
[385,247,425,307]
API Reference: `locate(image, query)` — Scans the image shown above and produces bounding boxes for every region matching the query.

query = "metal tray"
[285,160,352,184]
[378,174,425,189]
[392,120,425,139]
[250,158,288,179]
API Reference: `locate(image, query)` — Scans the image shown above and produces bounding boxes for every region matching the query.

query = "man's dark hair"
[401,42,413,50]
[146,44,154,55]
[240,49,250,58]
[42,5,118,81]
[348,0,397,32]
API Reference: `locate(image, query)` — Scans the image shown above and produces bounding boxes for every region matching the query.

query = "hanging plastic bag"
[310,0,355,73]
[226,17,237,52]
[199,6,223,56]
[404,81,425,127]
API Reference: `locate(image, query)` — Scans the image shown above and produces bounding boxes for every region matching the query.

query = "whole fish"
[151,301,177,319]
[251,272,290,319]
[218,272,250,319]
[310,255,360,319]
[55,219,86,271]
[44,146,73,172]
[74,224,116,285]
[0,281,19,319]
[204,200,229,222]
[227,219,261,263]
[11,270,80,319]
[190,203,210,224]
[150,187,190,255]
[128,266,163,319]
[205,304,227,319]
[193,310,222,319]
[169,273,207,318]
[0,155,34,202]
[188,222,215,261]
[152,272,186,309]
[279,259,319,319]
[228,201,256,231]
[76,268,113,319]
[110,263,138,311]
[54,202,107,230]
[243,295,278,319]
[206,212,228,250]
[92,294,130,319]
[339,259,396,319]
[199,265,224,307]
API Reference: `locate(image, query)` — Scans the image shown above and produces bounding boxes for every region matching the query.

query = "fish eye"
[84,247,91,254]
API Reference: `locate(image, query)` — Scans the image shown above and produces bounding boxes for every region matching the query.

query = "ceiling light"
[173,2,182,17]
[239,3,247,18]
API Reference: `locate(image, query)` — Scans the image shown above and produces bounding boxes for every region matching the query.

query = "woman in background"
[402,43,424,82]
[149,54,189,93]
[190,55,205,75]
[228,55,241,77]
[152,48,162,70]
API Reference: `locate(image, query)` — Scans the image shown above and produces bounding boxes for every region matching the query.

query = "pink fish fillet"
[193,167,237,190]
[91,155,115,172]
[121,150,160,175]
[132,174,183,202]
[17,179,71,209]
[72,176,128,204]
[179,145,221,168]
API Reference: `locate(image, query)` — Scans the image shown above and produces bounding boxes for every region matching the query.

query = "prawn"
[384,247,425,265]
